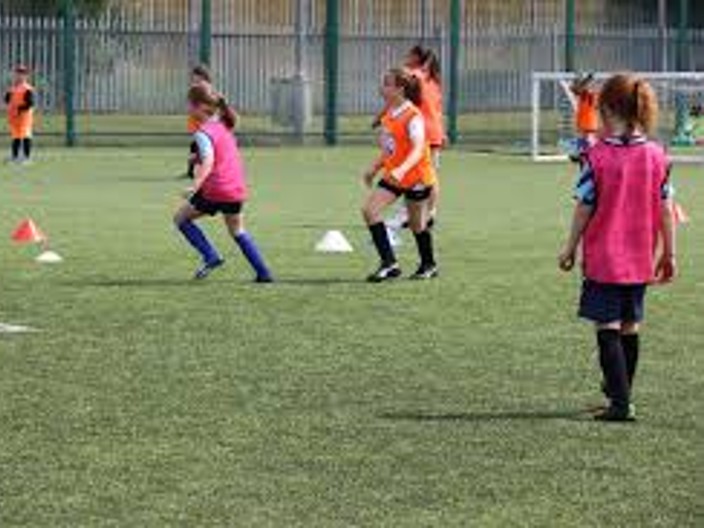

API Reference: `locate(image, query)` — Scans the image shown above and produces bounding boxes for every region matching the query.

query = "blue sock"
[234,232,271,279]
[177,220,220,264]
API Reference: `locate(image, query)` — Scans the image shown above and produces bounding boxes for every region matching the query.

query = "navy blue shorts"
[189,190,242,216]
[578,280,647,324]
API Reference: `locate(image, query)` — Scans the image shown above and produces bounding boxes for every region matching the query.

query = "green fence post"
[676,0,688,71]
[199,0,212,66]
[324,0,339,145]
[565,0,576,71]
[673,0,692,145]
[447,0,460,145]
[62,0,76,146]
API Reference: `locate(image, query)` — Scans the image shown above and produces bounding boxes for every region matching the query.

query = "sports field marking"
[0,322,36,334]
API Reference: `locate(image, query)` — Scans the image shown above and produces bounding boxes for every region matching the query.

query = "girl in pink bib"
[173,84,272,282]
[558,73,677,422]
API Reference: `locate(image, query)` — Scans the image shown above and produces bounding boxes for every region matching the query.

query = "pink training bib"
[582,138,669,284]
[199,120,248,203]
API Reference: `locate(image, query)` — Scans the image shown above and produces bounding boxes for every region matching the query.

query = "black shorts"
[578,280,647,324]
[189,190,243,216]
[378,179,432,202]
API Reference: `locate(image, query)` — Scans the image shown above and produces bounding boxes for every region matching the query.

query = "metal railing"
[0,0,700,149]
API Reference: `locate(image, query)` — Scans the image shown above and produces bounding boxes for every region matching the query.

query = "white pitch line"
[0,322,37,334]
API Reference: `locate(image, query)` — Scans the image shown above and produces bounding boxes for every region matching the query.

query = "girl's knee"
[361,204,377,225]
[224,213,244,235]
[408,219,424,233]
[621,322,640,335]
[596,322,621,332]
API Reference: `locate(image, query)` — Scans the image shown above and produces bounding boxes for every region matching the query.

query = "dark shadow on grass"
[60,277,365,288]
[378,409,589,422]
[275,277,363,286]
[60,278,240,288]
[287,223,362,231]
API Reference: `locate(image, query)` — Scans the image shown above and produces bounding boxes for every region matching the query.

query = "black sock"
[368,222,396,266]
[413,229,435,267]
[597,329,630,410]
[621,333,640,389]
[11,139,20,159]
[22,138,31,159]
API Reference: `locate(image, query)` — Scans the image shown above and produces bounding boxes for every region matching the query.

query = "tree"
[2,0,109,17]
[604,0,704,28]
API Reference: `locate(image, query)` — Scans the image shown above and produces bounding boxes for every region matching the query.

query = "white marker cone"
[315,230,354,253]
[35,250,63,264]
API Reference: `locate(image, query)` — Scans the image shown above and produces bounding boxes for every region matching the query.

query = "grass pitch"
[0,146,702,526]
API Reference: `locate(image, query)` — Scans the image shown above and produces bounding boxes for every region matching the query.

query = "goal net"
[531,71,704,163]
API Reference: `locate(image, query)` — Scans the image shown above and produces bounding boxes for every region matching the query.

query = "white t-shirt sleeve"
[193,131,214,161]
[407,115,425,145]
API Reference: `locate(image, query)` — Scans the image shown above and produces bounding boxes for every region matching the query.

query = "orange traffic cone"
[11,218,46,243]
[674,203,690,225]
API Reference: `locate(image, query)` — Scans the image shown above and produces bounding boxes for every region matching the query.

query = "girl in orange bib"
[362,68,438,282]
[4,65,35,163]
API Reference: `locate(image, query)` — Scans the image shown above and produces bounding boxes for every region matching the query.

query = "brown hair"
[14,64,29,74]
[187,84,237,130]
[423,49,441,85]
[191,64,212,83]
[599,73,658,135]
[386,68,422,106]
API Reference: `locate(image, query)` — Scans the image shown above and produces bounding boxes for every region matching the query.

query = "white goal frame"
[531,71,704,164]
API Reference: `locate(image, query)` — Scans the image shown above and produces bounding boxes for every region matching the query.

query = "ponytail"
[217,96,238,130]
[599,73,658,135]
[424,49,442,85]
[387,68,423,107]
[404,74,422,106]
[188,84,238,130]
[634,80,657,135]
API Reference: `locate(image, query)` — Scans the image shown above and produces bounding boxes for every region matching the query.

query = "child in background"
[174,84,272,283]
[184,65,237,179]
[406,46,445,168]
[362,68,438,282]
[562,72,599,162]
[4,65,35,163]
[558,73,677,422]
[413,48,444,225]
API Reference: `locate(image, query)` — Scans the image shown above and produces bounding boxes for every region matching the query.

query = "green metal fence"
[0,0,701,149]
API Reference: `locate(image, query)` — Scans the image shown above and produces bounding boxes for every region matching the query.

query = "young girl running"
[558,73,677,421]
[184,65,238,179]
[384,46,445,232]
[174,84,272,283]
[561,72,599,162]
[362,68,438,282]
[4,65,35,163]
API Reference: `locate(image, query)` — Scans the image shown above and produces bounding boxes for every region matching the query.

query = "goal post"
[531,71,704,164]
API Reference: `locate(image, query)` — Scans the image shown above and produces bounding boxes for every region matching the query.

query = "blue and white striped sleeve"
[193,131,214,162]
[661,162,675,200]
[573,160,596,205]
